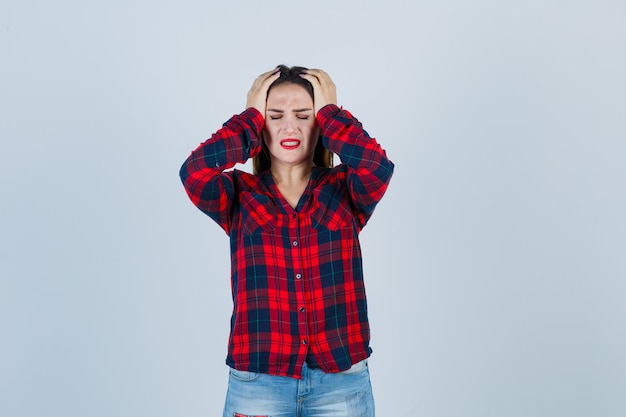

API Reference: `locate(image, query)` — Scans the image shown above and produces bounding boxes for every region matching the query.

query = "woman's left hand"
[300,69,337,115]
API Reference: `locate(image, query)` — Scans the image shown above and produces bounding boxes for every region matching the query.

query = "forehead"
[266,83,313,107]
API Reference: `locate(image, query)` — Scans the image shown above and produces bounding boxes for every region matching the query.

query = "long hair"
[253,65,334,175]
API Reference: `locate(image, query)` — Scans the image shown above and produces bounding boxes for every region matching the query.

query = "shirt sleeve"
[179,107,265,233]
[316,104,394,228]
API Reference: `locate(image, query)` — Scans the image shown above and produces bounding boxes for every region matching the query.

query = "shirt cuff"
[242,107,266,132]
[316,104,341,124]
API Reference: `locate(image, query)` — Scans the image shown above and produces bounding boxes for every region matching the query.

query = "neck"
[270,161,314,186]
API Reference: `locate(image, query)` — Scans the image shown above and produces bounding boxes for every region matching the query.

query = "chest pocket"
[240,192,276,235]
[311,184,355,232]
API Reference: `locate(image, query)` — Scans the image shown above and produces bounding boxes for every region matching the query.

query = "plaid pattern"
[180,104,394,378]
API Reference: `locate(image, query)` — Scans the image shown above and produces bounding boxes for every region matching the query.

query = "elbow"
[377,157,395,186]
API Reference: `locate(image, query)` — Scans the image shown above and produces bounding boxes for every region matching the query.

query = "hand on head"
[299,69,337,115]
[246,67,338,117]
[246,68,281,114]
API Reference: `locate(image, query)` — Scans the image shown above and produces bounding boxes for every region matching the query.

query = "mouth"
[280,138,301,150]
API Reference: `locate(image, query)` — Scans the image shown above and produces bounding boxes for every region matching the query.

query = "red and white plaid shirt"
[180,104,394,378]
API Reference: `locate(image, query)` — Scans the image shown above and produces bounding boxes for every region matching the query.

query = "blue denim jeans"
[222,360,375,417]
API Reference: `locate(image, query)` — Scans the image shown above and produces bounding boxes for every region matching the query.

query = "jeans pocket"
[229,367,261,381]
[339,359,368,376]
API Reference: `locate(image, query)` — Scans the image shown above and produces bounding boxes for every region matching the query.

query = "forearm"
[317,104,394,206]
[181,108,263,189]
[179,108,264,226]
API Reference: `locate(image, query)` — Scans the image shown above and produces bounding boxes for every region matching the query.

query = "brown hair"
[253,65,334,174]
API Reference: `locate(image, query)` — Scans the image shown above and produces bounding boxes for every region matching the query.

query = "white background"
[1,1,625,416]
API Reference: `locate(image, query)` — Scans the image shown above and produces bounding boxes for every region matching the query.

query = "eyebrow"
[267,108,313,113]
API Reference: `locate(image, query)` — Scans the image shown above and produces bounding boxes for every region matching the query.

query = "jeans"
[222,360,375,417]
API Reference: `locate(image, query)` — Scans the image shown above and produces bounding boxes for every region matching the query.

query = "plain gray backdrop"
[1,0,625,416]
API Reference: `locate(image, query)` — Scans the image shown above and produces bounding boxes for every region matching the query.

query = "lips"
[280,138,301,150]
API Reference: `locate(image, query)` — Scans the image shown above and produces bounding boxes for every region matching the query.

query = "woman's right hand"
[246,68,281,115]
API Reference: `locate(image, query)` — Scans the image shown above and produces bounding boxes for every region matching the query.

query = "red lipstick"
[280,138,301,150]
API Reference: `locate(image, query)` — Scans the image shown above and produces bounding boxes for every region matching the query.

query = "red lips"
[280,138,301,150]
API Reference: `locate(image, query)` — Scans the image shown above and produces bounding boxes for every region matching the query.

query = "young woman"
[180,65,394,417]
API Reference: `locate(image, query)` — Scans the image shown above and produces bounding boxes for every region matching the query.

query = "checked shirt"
[180,104,394,379]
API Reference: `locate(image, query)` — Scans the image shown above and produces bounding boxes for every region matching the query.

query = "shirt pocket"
[311,184,355,232]
[240,192,276,235]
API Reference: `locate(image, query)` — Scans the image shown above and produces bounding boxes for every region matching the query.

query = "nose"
[281,114,298,133]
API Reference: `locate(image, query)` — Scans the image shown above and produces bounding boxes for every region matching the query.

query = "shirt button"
[214,161,220,168]
[292,241,298,247]
[295,273,302,280]
[299,307,305,312]
[302,339,308,345]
